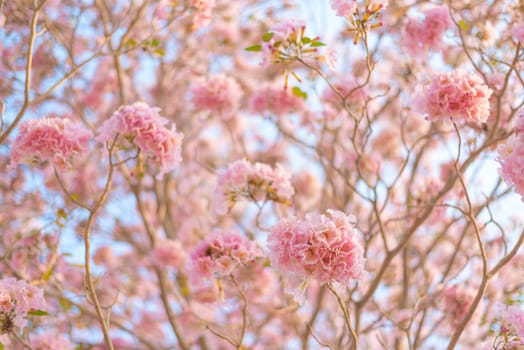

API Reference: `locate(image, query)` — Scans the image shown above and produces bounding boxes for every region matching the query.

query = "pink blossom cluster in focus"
[414,71,492,125]
[189,231,261,280]
[497,303,524,346]
[190,74,243,120]
[214,159,294,215]
[497,113,524,199]
[261,19,306,66]
[97,102,183,176]
[9,117,92,169]
[0,278,47,341]
[268,209,365,284]
[402,5,453,57]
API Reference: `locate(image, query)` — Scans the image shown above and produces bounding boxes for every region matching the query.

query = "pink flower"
[249,85,306,115]
[268,210,365,284]
[506,307,524,340]
[414,71,492,125]
[329,0,357,17]
[151,239,187,268]
[497,115,524,198]
[441,285,475,324]
[214,159,294,215]
[30,333,74,350]
[0,278,47,332]
[97,102,183,176]
[261,19,307,66]
[10,117,92,168]
[323,47,338,71]
[190,74,243,119]
[270,19,306,42]
[517,113,524,134]
[513,23,524,42]
[402,6,453,57]
[189,231,261,281]
[321,78,368,108]
[190,0,216,30]
[497,304,524,341]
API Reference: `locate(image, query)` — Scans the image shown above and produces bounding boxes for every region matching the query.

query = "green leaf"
[153,48,165,57]
[292,86,308,100]
[151,38,159,47]
[0,342,4,350]
[245,44,262,52]
[42,268,53,281]
[125,38,137,48]
[262,32,274,43]
[59,297,72,312]
[458,19,470,31]
[28,309,49,316]
[310,41,326,47]
[301,37,311,44]
[178,274,190,297]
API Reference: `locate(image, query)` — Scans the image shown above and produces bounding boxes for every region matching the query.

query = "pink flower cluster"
[267,210,365,284]
[402,5,453,57]
[30,333,74,350]
[10,117,92,168]
[214,159,294,215]
[249,85,306,115]
[497,113,524,198]
[498,304,524,343]
[441,285,475,324]
[0,278,47,335]
[189,231,261,280]
[261,19,306,66]
[190,0,216,30]
[321,78,368,108]
[151,239,187,268]
[513,23,524,42]
[415,71,492,125]
[270,19,306,43]
[97,102,183,176]
[329,0,357,17]
[190,74,243,120]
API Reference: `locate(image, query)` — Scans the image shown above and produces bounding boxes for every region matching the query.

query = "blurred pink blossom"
[498,112,524,198]
[152,239,187,268]
[30,333,75,350]
[190,74,243,119]
[402,5,453,57]
[329,0,357,17]
[512,23,524,42]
